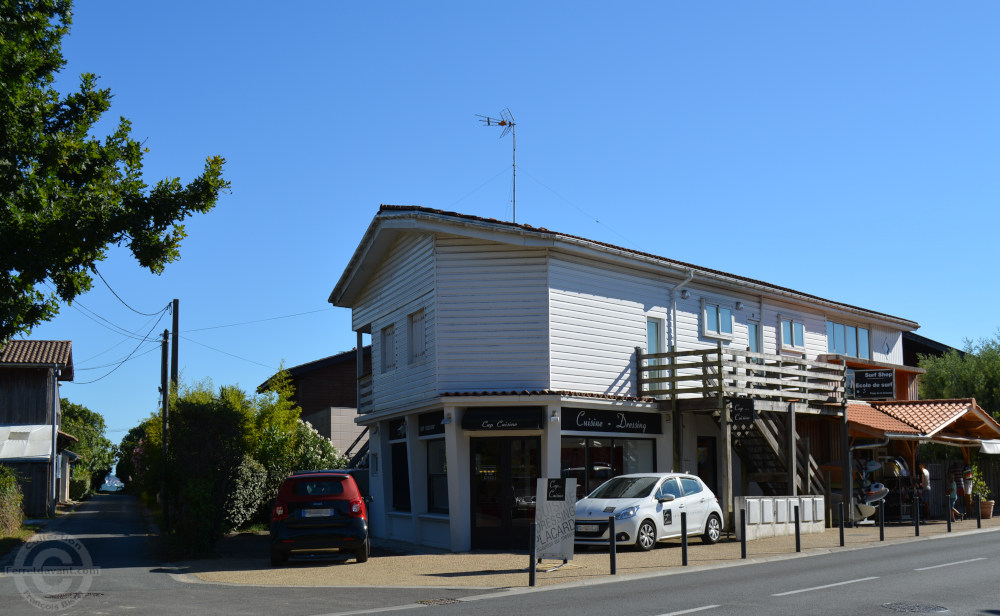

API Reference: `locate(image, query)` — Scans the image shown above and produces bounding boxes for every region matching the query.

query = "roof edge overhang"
[330,207,920,330]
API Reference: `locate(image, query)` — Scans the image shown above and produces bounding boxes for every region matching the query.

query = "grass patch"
[0,522,44,561]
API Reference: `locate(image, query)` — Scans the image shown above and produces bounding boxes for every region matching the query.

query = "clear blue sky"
[26,1,1000,443]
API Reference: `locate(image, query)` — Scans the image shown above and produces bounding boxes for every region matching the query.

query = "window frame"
[701,299,734,341]
[408,309,426,364]
[425,438,448,514]
[826,320,871,360]
[381,324,396,373]
[779,316,806,352]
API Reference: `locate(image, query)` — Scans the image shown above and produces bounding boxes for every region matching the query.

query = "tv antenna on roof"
[476,108,516,222]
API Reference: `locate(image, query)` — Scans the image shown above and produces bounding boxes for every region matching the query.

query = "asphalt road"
[1,494,998,615]
[370,532,1000,616]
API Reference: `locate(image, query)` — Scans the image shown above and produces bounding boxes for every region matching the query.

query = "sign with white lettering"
[852,369,895,400]
[461,408,544,431]
[535,478,576,560]
[728,398,756,424]
[564,409,662,435]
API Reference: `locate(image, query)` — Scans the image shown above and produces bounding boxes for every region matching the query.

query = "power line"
[75,344,161,371]
[73,309,170,384]
[184,308,330,333]
[180,335,278,370]
[94,267,165,316]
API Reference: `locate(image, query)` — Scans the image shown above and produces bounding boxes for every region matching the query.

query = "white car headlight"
[615,506,639,521]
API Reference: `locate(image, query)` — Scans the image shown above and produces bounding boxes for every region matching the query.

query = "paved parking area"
[176,516,1000,589]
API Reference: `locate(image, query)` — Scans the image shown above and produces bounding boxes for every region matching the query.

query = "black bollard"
[681,511,688,566]
[879,503,885,542]
[794,505,801,553]
[977,495,982,529]
[608,515,617,575]
[839,502,845,547]
[915,495,920,537]
[740,508,747,560]
[529,522,536,587]
[947,507,952,532]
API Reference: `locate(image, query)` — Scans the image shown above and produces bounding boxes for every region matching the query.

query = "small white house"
[329,206,921,551]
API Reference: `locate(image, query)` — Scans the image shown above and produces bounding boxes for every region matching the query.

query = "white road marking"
[772,576,879,597]
[657,606,721,616]
[915,557,987,571]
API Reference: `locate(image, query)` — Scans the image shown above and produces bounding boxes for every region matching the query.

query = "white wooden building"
[329,206,920,551]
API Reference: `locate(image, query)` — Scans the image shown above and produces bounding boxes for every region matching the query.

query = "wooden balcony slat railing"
[636,345,846,408]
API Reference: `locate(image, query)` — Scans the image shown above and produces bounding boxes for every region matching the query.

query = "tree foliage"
[0,0,229,342]
[60,398,116,493]
[919,331,1000,420]
[117,375,349,554]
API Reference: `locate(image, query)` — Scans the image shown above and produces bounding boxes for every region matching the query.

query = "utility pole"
[477,109,517,223]
[160,329,170,532]
[170,299,179,388]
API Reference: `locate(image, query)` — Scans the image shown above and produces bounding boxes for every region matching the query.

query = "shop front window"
[427,439,448,513]
[561,437,655,500]
[391,442,410,512]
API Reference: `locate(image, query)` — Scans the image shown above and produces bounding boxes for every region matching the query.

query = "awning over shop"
[846,398,1000,449]
[981,439,1000,455]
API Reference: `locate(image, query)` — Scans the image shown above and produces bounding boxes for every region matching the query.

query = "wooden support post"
[787,402,797,496]
[721,394,733,529]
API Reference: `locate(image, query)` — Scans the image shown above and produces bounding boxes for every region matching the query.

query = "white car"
[574,473,724,551]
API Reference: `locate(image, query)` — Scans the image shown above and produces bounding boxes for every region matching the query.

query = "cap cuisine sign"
[566,409,661,435]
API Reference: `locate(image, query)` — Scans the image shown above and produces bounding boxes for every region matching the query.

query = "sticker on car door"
[663,509,672,525]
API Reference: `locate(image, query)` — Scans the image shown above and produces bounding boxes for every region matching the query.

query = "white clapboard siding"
[870,325,903,364]
[761,300,829,359]
[435,236,550,391]
[548,253,668,396]
[353,233,438,412]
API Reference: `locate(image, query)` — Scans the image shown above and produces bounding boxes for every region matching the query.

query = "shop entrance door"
[470,437,541,550]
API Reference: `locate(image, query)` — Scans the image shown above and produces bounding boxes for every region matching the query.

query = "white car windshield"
[588,476,659,499]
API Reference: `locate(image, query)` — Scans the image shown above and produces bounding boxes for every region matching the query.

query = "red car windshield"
[291,478,349,497]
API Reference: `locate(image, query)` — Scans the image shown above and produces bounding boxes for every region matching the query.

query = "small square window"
[780,317,805,350]
[408,310,426,363]
[702,300,734,340]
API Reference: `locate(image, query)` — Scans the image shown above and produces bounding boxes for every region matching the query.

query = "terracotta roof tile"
[871,399,972,435]
[0,340,74,380]
[847,402,921,435]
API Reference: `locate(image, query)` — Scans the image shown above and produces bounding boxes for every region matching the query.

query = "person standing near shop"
[947,471,962,521]
[919,463,931,520]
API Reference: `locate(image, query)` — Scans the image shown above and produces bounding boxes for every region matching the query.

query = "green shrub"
[223,456,267,532]
[0,465,24,536]
[69,476,92,501]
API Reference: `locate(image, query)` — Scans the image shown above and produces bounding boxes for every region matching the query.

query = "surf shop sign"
[534,478,576,561]
[852,369,895,400]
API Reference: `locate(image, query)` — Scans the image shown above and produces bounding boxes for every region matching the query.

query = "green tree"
[919,330,1000,420]
[0,0,229,342]
[60,399,116,493]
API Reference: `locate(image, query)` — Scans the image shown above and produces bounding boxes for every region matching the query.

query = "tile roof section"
[377,205,918,327]
[847,403,921,435]
[0,340,73,380]
[871,399,973,435]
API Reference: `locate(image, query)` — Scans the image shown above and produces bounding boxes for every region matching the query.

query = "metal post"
[976,495,982,529]
[879,503,885,542]
[794,505,801,553]
[914,495,920,536]
[681,512,688,566]
[528,522,536,587]
[608,516,617,575]
[839,502,845,547]
[160,329,170,533]
[947,512,951,533]
[740,509,747,559]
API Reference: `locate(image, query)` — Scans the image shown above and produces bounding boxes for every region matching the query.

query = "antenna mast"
[476,108,516,222]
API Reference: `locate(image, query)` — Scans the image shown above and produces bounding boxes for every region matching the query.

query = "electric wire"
[180,335,277,370]
[184,308,330,333]
[75,344,161,371]
[447,167,508,209]
[73,309,170,384]
[519,167,642,251]
[93,267,165,316]
[46,282,169,342]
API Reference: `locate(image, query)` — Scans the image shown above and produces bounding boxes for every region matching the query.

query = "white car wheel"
[702,513,722,544]
[635,519,657,551]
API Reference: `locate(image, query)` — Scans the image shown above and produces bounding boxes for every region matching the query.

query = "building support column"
[443,406,470,551]
[720,398,733,529]
[543,405,562,480]
[787,402,797,496]
[841,406,852,525]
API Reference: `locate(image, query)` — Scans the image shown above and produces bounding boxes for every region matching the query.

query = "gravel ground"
[176,515,999,589]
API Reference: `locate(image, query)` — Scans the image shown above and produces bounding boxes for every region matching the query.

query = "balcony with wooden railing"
[636,343,847,413]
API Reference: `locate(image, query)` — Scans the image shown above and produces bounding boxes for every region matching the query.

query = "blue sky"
[26,1,1000,442]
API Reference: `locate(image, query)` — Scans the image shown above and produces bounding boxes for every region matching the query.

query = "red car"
[269,470,370,566]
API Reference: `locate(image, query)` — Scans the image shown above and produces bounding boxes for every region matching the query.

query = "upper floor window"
[702,300,733,340]
[408,310,426,363]
[780,317,805,352]
[827,321,870,359]
[381,324,396,372]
